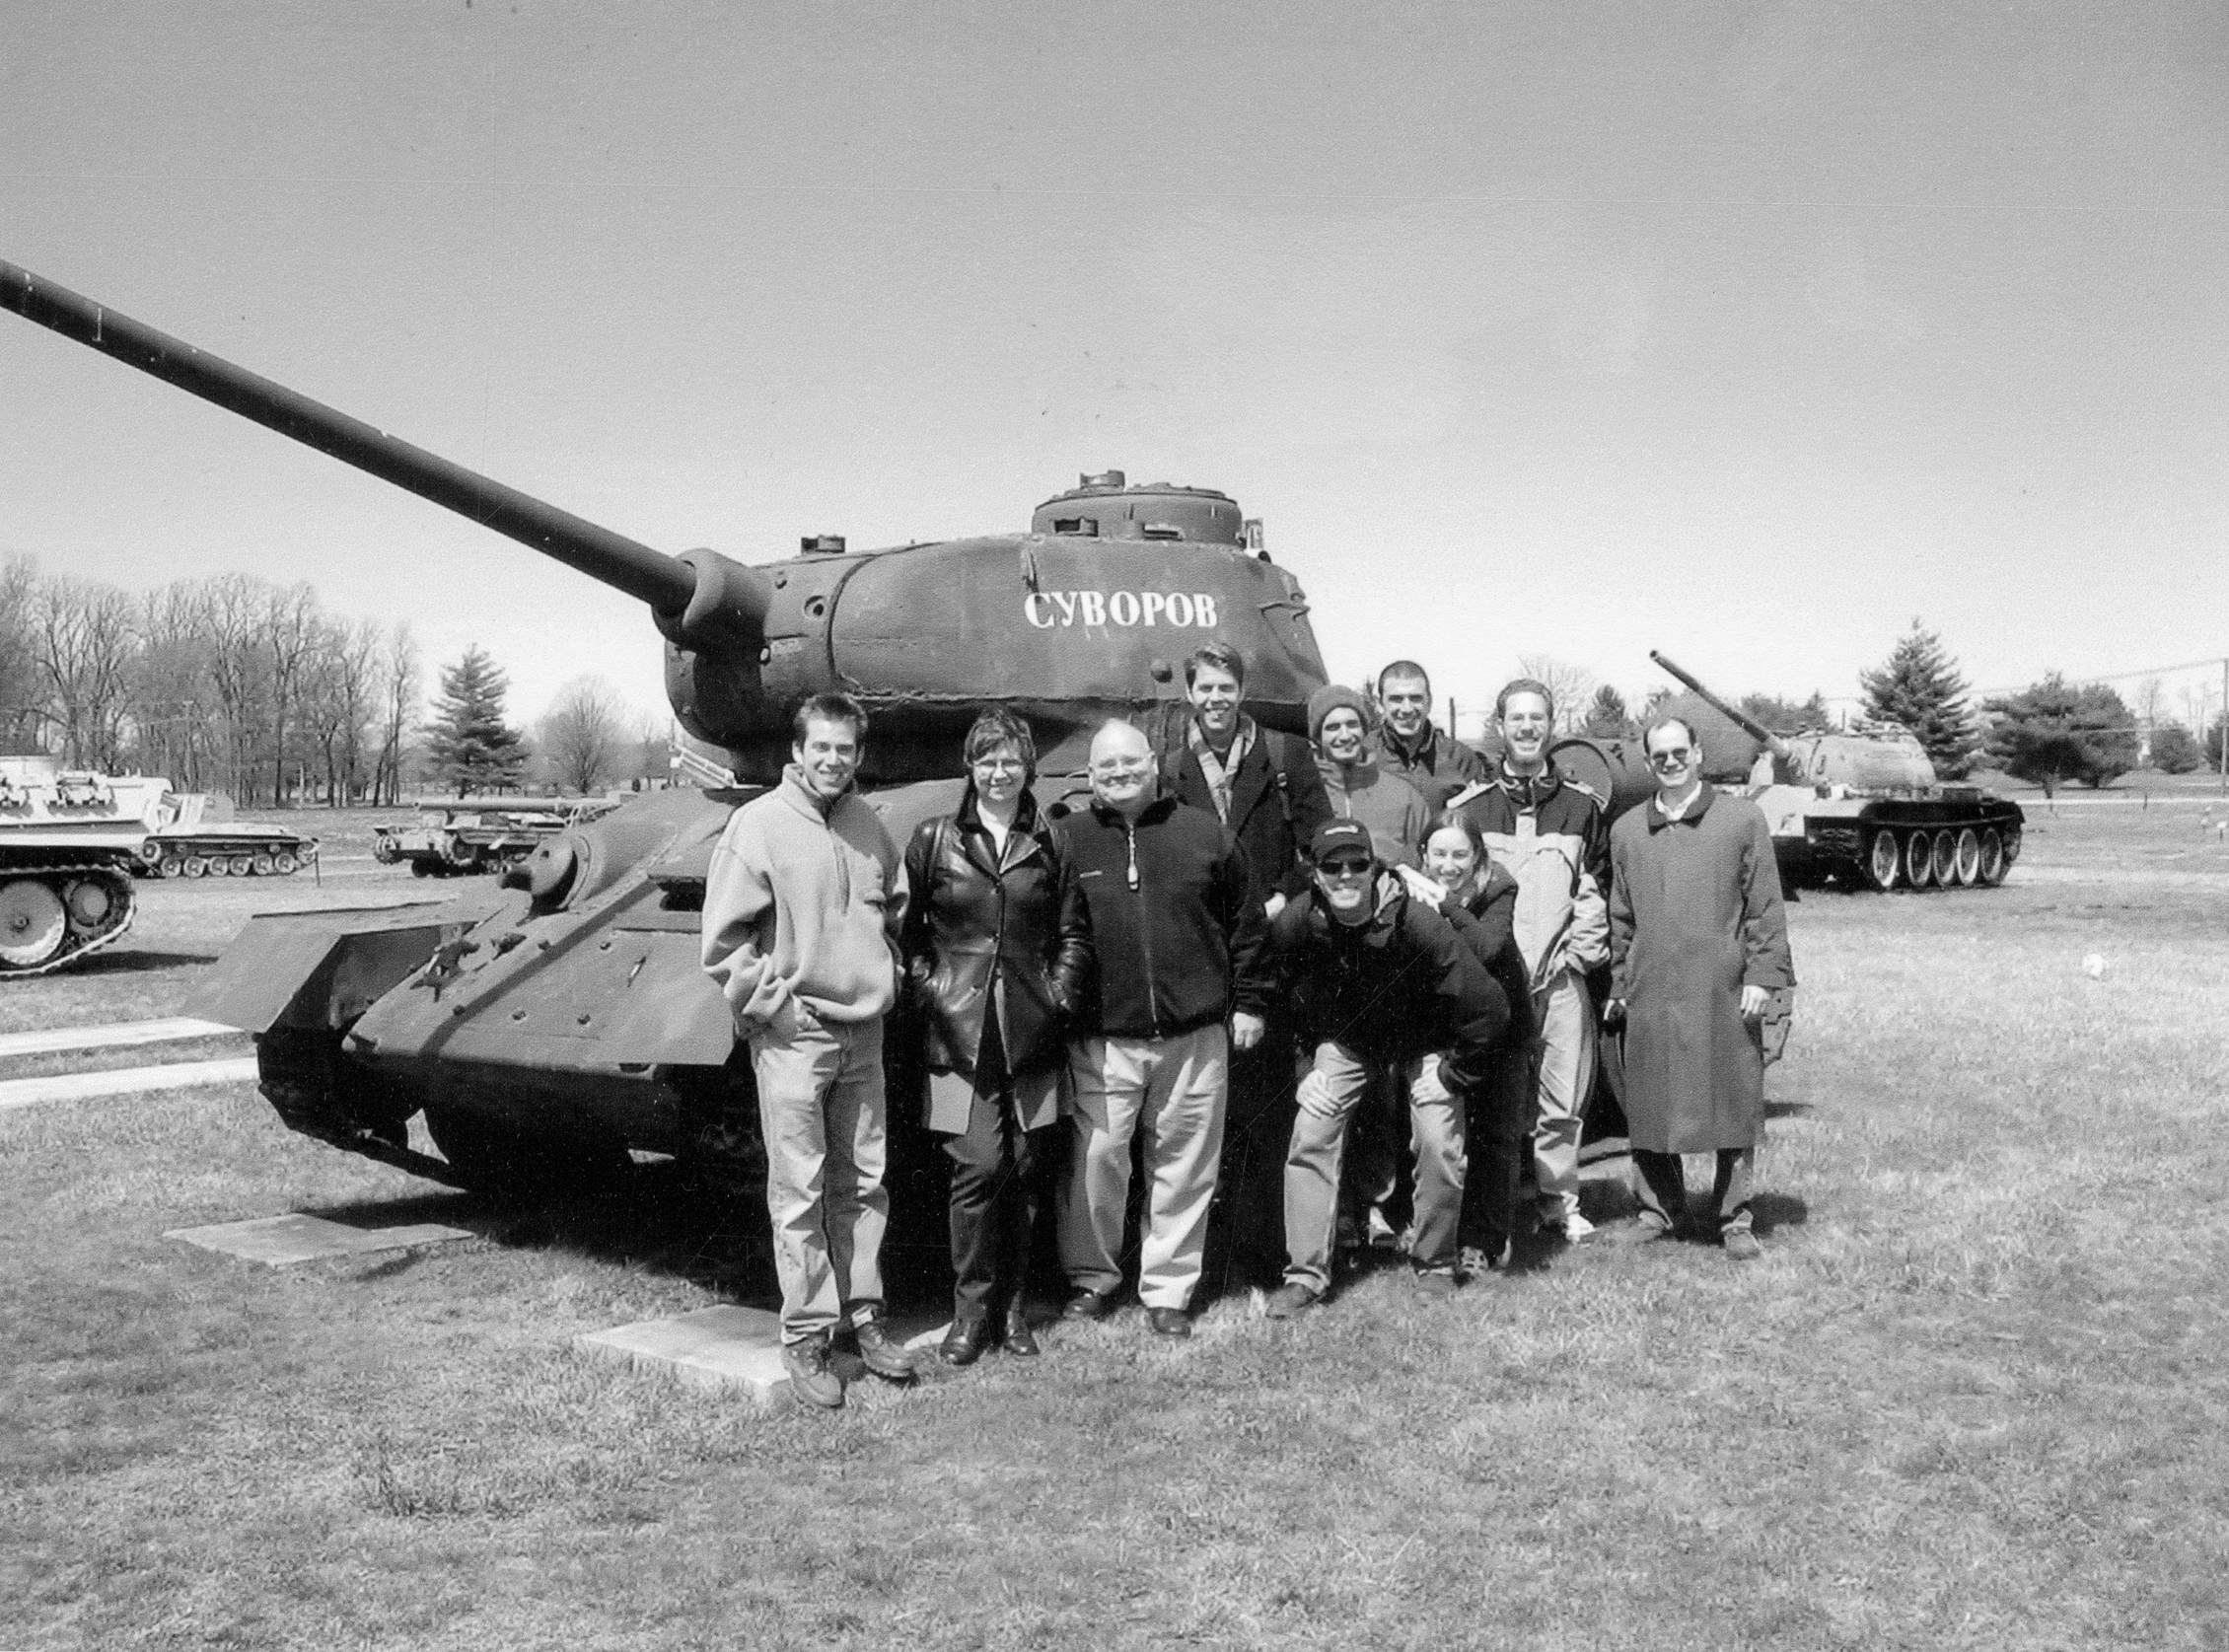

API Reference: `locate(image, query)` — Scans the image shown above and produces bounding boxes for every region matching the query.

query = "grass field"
[6,797,2228,1649]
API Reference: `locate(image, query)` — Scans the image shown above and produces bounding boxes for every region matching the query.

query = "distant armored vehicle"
[1550,654,2022,892]
[143,794,317,878]
[0,757,156,974]
[1,261,1329,1193]
[373,800,619,878]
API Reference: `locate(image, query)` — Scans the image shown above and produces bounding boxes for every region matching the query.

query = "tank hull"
[0,762,165,973]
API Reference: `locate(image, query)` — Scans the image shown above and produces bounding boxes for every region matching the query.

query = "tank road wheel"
[0,880,69,970]
[1954,827,1982,886]
[64,878,115,930]
[1977,827,2007,886]
[227,855,253,877]
[1865,830,1901,891]
[251,853,275,876]
[181,856,210,878]
[273,851,300,875]
[1932,828,1962,888]
[158,854,184,879]
[2002,826,2023,866]
[1902,830,1935,890]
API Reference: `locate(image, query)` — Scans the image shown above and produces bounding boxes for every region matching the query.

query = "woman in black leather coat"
[901,709,1093,1364]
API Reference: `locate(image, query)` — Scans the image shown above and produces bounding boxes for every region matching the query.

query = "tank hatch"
[1031,470,1246,548]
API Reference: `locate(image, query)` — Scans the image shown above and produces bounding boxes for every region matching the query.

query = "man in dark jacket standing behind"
[1263,820,1511,1316]
[1157,640,1331,1288]
[1606,713,1795,1260]
[1060,718,1272,1336]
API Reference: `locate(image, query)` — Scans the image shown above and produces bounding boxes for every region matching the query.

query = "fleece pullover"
[700,765,908,1030]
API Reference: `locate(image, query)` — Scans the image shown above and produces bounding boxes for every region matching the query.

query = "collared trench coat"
[1607,785,1794,1153]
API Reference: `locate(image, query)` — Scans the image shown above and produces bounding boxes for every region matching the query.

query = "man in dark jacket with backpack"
[1157,640,1333,1290]
[1263,820,1512,1315]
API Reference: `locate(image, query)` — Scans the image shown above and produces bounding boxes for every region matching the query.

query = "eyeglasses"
[1318,856,1374,877]
[1647,747,1692,768]
[971,756,1026,773]
[1091,758,1150,777]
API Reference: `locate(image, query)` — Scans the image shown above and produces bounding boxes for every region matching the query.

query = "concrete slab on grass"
[166,1211,473,1267]
[0,1016,240,1059]
[575,1305,793,1405]
[0,1056,260,1112]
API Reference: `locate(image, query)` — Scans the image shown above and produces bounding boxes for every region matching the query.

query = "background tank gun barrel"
[0,260,767,641]
[1649,650,1790,757]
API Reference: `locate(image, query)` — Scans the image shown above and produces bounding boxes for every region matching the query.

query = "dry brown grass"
[4,802,2227,1649]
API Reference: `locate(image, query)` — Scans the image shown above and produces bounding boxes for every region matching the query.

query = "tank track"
[0,861,137,978]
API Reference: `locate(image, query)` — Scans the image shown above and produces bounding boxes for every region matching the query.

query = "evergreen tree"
[1861,620,1980,779]
[2148,724,2202,774]
[1582,683,1630,738]
[1738,690,1832,734]
[424,646,526,797]
[1982,675,2139,796]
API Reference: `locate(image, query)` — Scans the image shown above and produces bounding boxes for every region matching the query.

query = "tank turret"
[2,262,1324,783]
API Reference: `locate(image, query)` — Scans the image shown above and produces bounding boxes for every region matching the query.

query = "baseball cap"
[1308,819,1375,866]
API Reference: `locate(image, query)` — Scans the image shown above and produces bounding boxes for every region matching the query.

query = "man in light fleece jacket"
[700,692,912,1409]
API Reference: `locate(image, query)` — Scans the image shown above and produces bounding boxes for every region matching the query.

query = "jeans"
[943,1088,1056,1322]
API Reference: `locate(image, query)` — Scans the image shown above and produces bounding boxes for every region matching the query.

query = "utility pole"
[2219,658,2226,796]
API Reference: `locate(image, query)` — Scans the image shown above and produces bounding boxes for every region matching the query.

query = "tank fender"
[184,902,473,1034]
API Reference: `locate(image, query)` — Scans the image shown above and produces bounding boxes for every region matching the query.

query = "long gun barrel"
[1649,651,1790,756]
[0,260,743,626]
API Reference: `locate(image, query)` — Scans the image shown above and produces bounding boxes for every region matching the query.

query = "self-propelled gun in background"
[0,260,1329,1193]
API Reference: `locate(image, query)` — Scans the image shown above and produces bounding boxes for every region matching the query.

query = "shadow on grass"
[1752,1191,1809,1234]
[1764,1100,1816,1119]
[66,949,222,974]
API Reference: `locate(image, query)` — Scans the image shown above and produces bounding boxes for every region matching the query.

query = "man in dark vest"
[1158,640,1333,1288]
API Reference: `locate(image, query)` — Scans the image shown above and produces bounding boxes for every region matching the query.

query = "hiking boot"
[850,1317,917,1383]
[781,1336,844,1409]
[1263,1281,1322,1320]
[1721,1227,1763,1261]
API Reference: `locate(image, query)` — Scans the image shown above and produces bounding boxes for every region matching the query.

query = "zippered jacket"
[700,765,908,1029]
[1452,764,1611,986]
[1062,795,1270,1040]
[1268,873,1510,1092]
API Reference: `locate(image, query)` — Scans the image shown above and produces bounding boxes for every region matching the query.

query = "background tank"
[1,261,1330,1197]
[1646,652,2024,892]
[0,756,157,974]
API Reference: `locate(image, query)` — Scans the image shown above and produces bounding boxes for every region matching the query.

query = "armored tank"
[1,261,1329,1192]
[142,792,318,878]
[372,799,617,879]
[0,757,158,974]
[1551,653,2022,893]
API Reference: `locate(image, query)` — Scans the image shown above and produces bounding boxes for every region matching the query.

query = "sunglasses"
[1648,747,1692,767]
[1318,856,1375,877]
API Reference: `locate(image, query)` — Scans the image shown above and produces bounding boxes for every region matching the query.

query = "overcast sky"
[4,1,2223,739]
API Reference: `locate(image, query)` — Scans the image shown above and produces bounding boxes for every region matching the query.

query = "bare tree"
[32,573,138,769]
[0,555,42,752]
[262,583,322,805]
[539,675,631,795]
[300,616,381,805]
[374,621,420,806]
[200,574,274,804]
[1515,655,1600,735]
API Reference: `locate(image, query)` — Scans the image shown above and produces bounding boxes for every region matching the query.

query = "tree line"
[0,555,419,807]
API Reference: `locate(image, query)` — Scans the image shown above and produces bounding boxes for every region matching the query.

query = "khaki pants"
[750,1009,888,1346]
[1283,1041,1467,1293]
[1531,970,1599,1227]
[1060,1026,1229,1311]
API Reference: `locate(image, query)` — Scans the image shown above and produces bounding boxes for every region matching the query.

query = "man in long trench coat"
[1606,713,1794,1259]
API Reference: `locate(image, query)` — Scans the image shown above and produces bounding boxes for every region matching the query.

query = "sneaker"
[849,1317,917,1383]
[1721,1227,1763,1262]
[1365,1206,1402,1251]
[1563,1211,1597,1242]
[1263,1281,1322,1320]
[1458,1237,1512,1278]
[781,1336,845,1409]
[1607,1218,1673,1248]
[1412,1268,1458,1299]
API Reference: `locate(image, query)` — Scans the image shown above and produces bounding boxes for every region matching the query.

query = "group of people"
[699,645,1794,1408]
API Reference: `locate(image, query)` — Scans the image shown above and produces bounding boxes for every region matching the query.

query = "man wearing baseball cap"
[1263,819,1512,1315]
